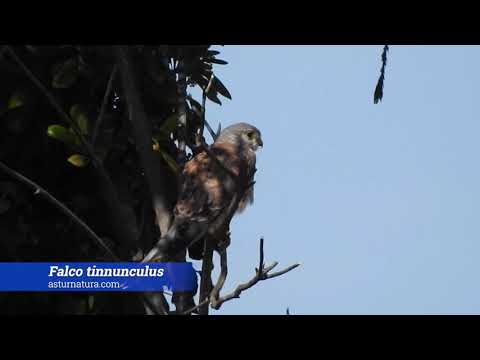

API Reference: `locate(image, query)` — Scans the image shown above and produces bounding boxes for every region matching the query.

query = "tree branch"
[114,45,173,237]
[92,64,117,146]
[114,45,172,316]
[176,56,188,163]
[183,238,299,314]
[4,46,138,256]
[0,161,119,261]
[4,46,97,163]
[198,236,215,315]
[210,238,300,310]
[209,247,228,304]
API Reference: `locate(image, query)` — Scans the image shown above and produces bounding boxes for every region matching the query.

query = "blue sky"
[189,45,480,314]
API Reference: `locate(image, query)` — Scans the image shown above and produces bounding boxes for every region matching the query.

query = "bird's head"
[215,122,263,152]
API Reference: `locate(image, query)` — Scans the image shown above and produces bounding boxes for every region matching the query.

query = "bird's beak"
[257,137,263,148]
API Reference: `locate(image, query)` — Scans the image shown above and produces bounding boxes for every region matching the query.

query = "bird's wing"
[144,143,253,262]
[236,185,254,214]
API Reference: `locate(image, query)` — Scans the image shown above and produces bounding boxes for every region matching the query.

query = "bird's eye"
[247,131,255,139]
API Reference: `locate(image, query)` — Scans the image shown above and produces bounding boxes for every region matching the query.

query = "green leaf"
[47,124,78,144]
[159,150,180,174]
[7,91,25,109]
[213,76,232,100]
[52,58,79,89]
[69,104,89,135]
[67,154,89,167]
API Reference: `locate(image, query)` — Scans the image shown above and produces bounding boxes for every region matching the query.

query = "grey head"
[215,122,263,151]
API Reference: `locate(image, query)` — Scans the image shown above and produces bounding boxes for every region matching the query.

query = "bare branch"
[198,236,215,315]
[0,161,119,261]
[114,45,172,316]
[257,237,264,274]
[182,298,209,316]
[114,46,173,237]
[264,263,300,280]
[210,238,300,310]
[92,64,117,146]
[210,248,228,303]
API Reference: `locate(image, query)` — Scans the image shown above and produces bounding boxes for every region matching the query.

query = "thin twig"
[210,238,300,310]
[0,161,119,261]
[176,57,187,163]
[257,237,264,274]
[92,64,117,146]
[264,263,300,279]
[200,74,215,141]
[183,298,209,316]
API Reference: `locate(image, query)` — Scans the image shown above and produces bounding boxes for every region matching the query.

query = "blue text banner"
[0,263,198,292]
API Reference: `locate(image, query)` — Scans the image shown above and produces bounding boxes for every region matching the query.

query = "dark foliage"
[0,45,231,314]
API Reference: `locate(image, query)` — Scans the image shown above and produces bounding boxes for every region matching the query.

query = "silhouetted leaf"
[52,58,79,89]
[69,104,89,135]
[206,90,222,105]
[373,45,389,104]
[213,76,231,100]
[158,113,178,138]
[159,150,180,174]
[206,58,228,65]
[190,74,209,89]
[187,96,202,115]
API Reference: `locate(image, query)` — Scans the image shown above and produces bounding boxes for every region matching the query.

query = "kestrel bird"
[143,122,263,262]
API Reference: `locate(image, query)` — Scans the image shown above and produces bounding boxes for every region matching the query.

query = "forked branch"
[210,238,300,310]
[183,238,299,314]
